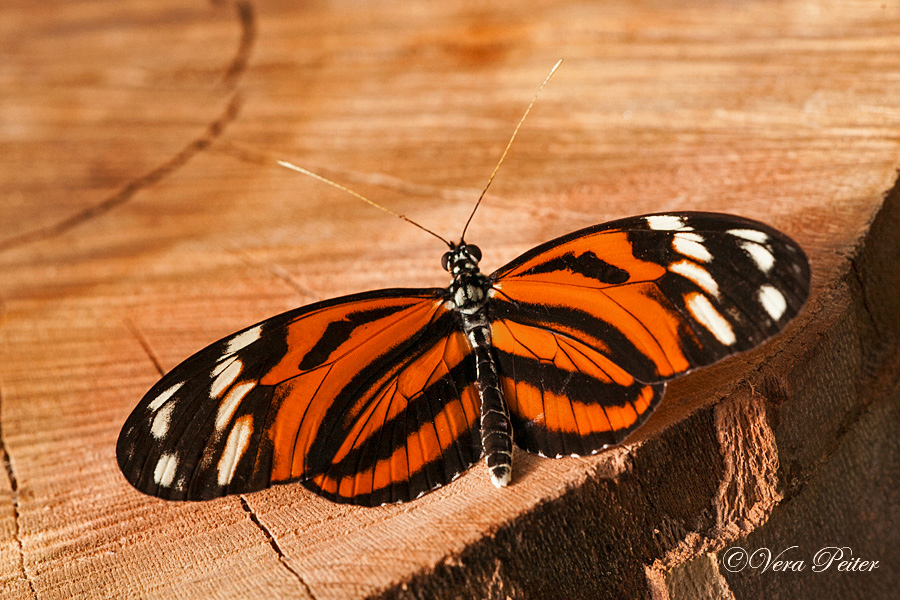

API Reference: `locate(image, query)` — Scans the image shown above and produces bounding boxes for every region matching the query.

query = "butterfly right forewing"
[487,212,810,458]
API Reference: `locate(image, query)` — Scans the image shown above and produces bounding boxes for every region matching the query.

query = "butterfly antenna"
[460,59,562,241]
[277,160,452,247]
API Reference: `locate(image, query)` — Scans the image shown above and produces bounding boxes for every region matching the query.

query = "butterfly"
[117,209,810,506]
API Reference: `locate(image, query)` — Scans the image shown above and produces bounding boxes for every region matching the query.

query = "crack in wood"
[0,0,257,255]
[222,1,256,88]
[0,94,243,254]
[0,386,39,600]
[125,318,166,377]
[239,495,316,598]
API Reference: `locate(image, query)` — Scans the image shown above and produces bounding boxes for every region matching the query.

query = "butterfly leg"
[465,319,513,488]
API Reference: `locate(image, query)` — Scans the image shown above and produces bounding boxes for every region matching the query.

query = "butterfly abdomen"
[465,314,513,488]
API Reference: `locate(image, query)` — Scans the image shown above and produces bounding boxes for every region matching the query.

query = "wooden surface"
[1,0,899,598]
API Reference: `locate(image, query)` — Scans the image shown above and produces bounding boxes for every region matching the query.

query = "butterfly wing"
[117,289,482,506]
[488,212,810,457]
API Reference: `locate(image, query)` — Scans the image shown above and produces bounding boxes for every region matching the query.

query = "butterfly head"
[441,243,483,275]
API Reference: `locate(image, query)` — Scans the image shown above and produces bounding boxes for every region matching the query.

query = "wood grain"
[1,0,899,598]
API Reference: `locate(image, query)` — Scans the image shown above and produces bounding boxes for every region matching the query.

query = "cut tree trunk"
[1,1,898,599]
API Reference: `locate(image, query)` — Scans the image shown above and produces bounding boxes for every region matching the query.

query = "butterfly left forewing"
[117,289,482,506]
[488,212,809,457]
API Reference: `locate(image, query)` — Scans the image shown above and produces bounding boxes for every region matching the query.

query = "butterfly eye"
[467,245,482,262]
[441,252,452,271]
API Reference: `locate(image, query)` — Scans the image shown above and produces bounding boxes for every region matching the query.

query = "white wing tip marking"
[686,292,737,346]
[225,325,263,355]
[676,231,704,243]
[759,284,787,320]
[741,240,775,273]
[150,403,175,439]
[210,358,243,398]
[154,453,179,487]
[215,381,256,431]
[211,355,236,377]
[217,415,254,486]
[728,228,769,244]
[147,381,183,412]
[646,215,686,231]
[672,234,712,263]
[669,260,720,297]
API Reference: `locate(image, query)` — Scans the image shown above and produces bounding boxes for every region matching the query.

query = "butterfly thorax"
[443,243,491,315]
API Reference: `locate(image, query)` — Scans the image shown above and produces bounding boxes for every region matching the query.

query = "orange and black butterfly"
[117,64,810,506]
[117,209,809,506]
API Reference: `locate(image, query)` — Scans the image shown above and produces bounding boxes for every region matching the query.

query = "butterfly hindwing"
[491,316,666,457]
[488,212,809,456]
[117,289,482,506]
[300,324,481,505]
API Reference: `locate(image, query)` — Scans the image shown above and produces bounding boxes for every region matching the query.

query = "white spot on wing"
[226,325,262,355]
[686,293,736,346]
[151,403,174,439]
[215,381,255,431]
[154,453,178,487]
[217,416,253,486]
[676,231,704,243]
[728,228,769,244]
[210,358,243,398]
[147,382,183,412]
[669,260,720,297]
[672,233,712,263]
[741,241,775,273]
[758,285,787,320]
[646,215,686,231]
[211,356,234,377]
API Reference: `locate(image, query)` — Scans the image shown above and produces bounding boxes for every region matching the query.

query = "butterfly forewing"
[117,289,482,506]
[487,212,809,457]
